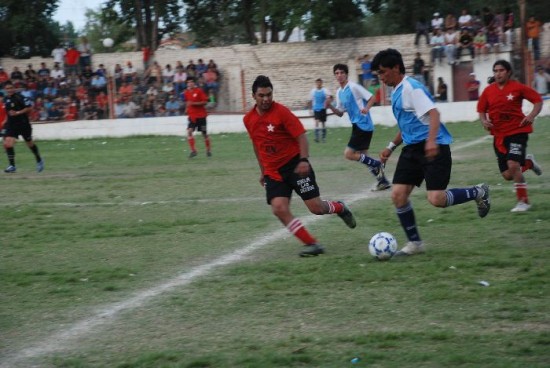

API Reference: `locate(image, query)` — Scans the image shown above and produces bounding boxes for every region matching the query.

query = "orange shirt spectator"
[76,85,88,102]
[118,82,133,97]
[0,67,9,84]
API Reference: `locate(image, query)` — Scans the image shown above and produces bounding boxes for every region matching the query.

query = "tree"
[82,7,134,53]
[0,0,62,57]
[104,0,184,51]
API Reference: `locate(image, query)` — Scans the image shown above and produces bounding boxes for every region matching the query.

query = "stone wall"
[1,24,548,112]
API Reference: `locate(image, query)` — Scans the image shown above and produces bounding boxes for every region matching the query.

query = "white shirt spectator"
[50,67,65,79]
[51,46,66,65]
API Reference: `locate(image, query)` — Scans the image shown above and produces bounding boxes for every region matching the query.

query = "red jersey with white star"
[184,87,208,120]
[477,80,542,137]
[243,101,306,181]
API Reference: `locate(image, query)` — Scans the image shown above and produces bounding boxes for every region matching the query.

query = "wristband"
[299,158,309,163]
[387,142,398,152]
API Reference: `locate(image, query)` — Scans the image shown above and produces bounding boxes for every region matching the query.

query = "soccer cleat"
[336,201,356,229]
[189,151,198,158]
[36,159,45,173]
[299,244,325,257]
[372,178,392,192]
[395,241,425,256]
[526,154,542,176]
[510,201,531,212]
[475,183,490,218]
[374,164,386,181]
[4,165,16,173]
[207,151,212,157]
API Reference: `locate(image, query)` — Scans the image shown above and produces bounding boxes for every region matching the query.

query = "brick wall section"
[1,24,548,112]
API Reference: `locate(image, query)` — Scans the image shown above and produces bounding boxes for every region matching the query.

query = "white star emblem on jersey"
[267,124,275,132]
[506,93,514,101]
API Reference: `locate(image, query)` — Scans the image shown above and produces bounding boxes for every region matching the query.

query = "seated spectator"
[473,29,488,59]
[117,96,138,118]
[43,81,58,99]
[57,81,71,98]
[444,27,458,65]
[436,77,447,102]
[10,66,24,83]
[430,28,445,64]
[25,64,37,80]
[203,67,219,93]
[414,17,430,46]
[206,89,216,110]
[431,12,444,32]
[80,65,95,87]
[146,85,158,99]
[114,63,123,88]
[471,10,484,33]
[50,63,66,80]
[118,81,133,97]
[466,73,480,101]
[486,25,500,53]
[142,99,156,117]
[66,72,81,88]
[207,59,218,73]
[186,59,196,78]
[458,9,472,30]
[90,74,107,96]
[533,66,550,95]
[0,67,9,86]
[162,82,174,94]
[445,12,457,31]
[95,64,108,77]
[165,95,180,116]
[145,61,162,86]
[173,67,188,99]
[75,84,89,103]
[82,102,98,120]
[95,91,108,119]
[47,103,64,121]
[64,97,79,120]
[456,28,474,60]
[37,62,51,78]
[162,64,175,84]
[196,59,208,77]
[38,106,48,121]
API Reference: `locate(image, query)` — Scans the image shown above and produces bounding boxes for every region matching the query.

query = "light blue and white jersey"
[391,76,453,145]
[336,81,374,131]
[310,87,331,111]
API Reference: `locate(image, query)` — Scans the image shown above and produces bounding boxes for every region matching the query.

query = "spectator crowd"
[0,36,221,123]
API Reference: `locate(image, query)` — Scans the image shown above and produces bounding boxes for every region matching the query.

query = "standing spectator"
[24,64,37,80]
[113,63,123,89]
[436,77,447,102]
[473,29,488,60]
[477,60,543,212]
[10,67,24,84]
[173,67,188,99]
[503,8,515,48]
[526,16,543,61]
[184,77,211,158]
[444,27,458,65]
[2,81,45,173]
[142,46,152,70]
[65,44,80,76]
[430,28,445,64]
[533,66,550,95]
[456,28,475,61]
[412,52,425,85]
[0,67,10,86]
[466,73,480,101]
[243,75,356,257]
[372,48,490,256]
[328,63,391,191]
[123,61,136,83]
[431,12,444,32]
[414,17,430,46]
[308,78,332,143]
[77,36,92,69]
[51,43,66,66]
[360,54,374,89]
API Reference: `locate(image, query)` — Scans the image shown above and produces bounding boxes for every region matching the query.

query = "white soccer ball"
[102,38,114,48]
[368,232,398,260]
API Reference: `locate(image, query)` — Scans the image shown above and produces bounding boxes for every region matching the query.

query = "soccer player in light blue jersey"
[329,63,391,191]
[372,48,490,256]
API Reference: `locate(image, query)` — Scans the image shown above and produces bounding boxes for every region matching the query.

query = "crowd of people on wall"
[0,36,221,123]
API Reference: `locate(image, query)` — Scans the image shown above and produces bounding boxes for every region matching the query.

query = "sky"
[53,0,105,31]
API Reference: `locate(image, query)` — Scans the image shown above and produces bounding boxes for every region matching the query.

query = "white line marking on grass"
[1,135,493,367]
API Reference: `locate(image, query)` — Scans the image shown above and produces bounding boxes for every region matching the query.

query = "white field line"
[0,135,491,367]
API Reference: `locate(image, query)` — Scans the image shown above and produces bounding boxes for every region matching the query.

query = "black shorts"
[347,124,373,151]
[494,133,528,173]
[2,120,33,141]
[313,110,327,123]
[264,156,321,204]
[187,117,207,133]
[393,142,452,191]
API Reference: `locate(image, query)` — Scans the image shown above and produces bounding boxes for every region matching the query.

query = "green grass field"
[1,118,549,367]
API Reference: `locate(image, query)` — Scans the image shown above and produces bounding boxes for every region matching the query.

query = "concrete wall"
[33,100,549,140]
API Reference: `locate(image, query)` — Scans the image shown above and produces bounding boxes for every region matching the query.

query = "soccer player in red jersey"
[477,60,543,212]
[183,77,211,158]
[243,75,356,257]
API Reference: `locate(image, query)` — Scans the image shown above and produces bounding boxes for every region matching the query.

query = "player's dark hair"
[371,49,406,74]
[333,63,348,75]
[252,75,273,94]
[493,59,512,74]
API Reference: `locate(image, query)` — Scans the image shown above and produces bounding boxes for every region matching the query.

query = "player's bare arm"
[520,101,542,127]
[294,133,311,177]
[380,132,402,164]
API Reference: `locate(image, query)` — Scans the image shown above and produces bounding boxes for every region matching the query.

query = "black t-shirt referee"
[2,80,44,173]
